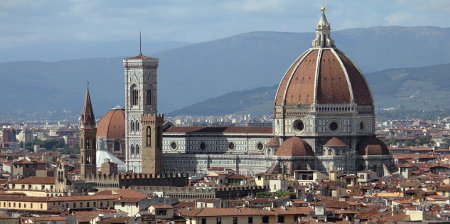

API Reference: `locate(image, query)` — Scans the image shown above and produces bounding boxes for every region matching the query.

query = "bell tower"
[80,85,97,177]
[124,35,159,173]
[141,114,164,174]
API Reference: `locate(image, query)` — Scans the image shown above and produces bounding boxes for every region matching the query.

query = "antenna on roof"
[139,31,142,56]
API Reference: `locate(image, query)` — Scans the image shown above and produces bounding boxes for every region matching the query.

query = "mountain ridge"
[0,26,449,120]
[168,63,450,116]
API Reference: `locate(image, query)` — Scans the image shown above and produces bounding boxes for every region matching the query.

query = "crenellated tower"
[141,114,164,174]
[123,40,159,173]
[80,85,97,177]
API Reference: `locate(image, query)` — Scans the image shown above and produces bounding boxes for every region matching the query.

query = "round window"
[257,142,264,151]
[360,122,364,130]
[293,120,305,131]
[329,122,338,131]
[228,142,235,150]
[200,142,206,150]
[170,142,177,150]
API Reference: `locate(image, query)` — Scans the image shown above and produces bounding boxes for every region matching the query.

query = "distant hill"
[168,63,450,116]
[0,26,450,120]
[0,40,189,62]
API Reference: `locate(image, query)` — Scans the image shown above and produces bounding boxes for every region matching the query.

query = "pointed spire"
[81,83,96,128]
[312,5,335,48]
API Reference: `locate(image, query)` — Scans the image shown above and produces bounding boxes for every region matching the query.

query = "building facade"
[156,8,395,176]
[115,8,396,177]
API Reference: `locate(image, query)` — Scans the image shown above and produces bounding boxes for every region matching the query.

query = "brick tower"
[80,85,97,177]
[141,114,164,174]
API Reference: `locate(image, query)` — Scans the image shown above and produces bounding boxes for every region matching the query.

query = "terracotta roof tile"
[284,49,318,106]
[317,49,351,104]
[324,137,347,147]
[356,136,390,155]
[265,136,280,147]
[97,216,131,223]
[9,177,55,185]
[96,108,125,139]
[180,207,312,217]
[276,137,314,156]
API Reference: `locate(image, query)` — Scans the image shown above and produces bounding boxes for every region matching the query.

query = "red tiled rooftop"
[324,137,347,147]
[9,177,55,185]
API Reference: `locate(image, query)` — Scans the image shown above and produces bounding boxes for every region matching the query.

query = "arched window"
[146,126,151,147]
[130,84,139,106]
[136,145,140,155]
[146,90,152,105]
[135,121,140,132]
[131,121,135,132]
[130,145,135,155]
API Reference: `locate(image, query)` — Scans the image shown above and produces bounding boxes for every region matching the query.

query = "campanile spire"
[80,83,97,177]
[81,83,96,129]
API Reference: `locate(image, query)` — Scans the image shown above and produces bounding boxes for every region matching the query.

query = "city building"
[119,8,395,176]
[79,8,395,177]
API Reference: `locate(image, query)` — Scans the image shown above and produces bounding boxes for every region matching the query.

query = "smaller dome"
[266,136,280,147]
[356,136,390,155]
[324,137,347,147]
[97,108,125,139]
[276,137,314,156]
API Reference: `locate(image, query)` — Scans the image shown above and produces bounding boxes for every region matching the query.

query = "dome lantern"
[312,6,335,48]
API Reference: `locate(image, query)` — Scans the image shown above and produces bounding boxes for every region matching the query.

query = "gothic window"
[136,145,140,155]
[131,145,135,155]
[130,84,139,106]
[131,121,135,132]
[135,121,140,132]
[86,139,90,149]
[146,90,152,105]
[146,126,151,147]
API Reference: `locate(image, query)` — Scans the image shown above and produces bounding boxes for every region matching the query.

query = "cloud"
[385,12,413,25]
[396,0,450,13]
[0,0,449,50]
[220,0,288,13]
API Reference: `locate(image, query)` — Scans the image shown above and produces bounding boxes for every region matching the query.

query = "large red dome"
[275,48,373,107]
[96,107,125,139]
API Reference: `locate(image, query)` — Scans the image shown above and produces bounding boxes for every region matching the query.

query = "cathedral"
[86,8,396,177]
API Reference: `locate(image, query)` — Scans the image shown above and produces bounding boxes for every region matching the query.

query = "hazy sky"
[1,0,449,49]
